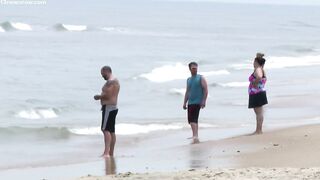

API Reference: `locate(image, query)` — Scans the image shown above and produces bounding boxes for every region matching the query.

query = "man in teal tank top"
[183,62,208,143]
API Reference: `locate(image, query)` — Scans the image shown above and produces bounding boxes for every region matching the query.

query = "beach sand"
[77,124,320,180]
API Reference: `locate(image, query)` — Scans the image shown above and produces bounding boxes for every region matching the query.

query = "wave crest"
[0,127,71,140]
[16,108,59,119]
[0,21,32,31]
[219,82,248,88]
[69,123,184,136]
[139,63,230,83]
[0,26,5,33]
[232,55,320,70]
[69,123,217,136]
[54,23,87,32]
[169,88,186,96]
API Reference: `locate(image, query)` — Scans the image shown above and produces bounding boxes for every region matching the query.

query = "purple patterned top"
[248,73,267,95]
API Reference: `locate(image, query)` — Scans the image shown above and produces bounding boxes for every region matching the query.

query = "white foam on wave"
[16,108,58,119]
[68,127,101,135]
[267,55,320,69]
[1,21,32,31]
[232,55,320,70]
[55,23,87,32]
[101,27,185,37]
[0,26,5,33]
[169,88,186,96]
[69,123,217,136]
[139,63,187,83]
[116,123,184,135]
[169,87,211,98]
[69,123,184,136]
[220,82,248,88]
[139,63,230,83]
[202,70,230,76]
[11,22,32,31]
[101,27,126,33]
[231,62,252,70]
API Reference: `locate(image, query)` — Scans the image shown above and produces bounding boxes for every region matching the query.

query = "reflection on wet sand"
[104,157,117,175]
[189,143,209,169]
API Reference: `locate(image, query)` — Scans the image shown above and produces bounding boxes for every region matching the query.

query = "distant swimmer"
[94,66,120,158]
[183,62,208,143]
[248,53,268,135]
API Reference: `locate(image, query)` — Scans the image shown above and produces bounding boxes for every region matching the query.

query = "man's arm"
[94,81,115,100]
[183,80,189,110]
[200,76,208,108]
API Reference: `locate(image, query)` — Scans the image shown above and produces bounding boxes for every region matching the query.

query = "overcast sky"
[163,0,320,6]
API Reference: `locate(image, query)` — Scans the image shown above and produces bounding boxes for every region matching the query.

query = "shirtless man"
[94,66,120,158]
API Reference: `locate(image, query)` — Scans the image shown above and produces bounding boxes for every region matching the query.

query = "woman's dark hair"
[255,53,266,66]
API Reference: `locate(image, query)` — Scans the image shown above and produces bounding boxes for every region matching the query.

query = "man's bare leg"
[109,133,116,156]
[102,131,107,156]
[190,122,199,143]
[102,131,112,158]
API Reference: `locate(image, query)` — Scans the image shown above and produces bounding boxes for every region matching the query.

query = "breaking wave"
[54,23,88,32]
[232,55,320,70]
[0,21,32,31]
[69,123,217,136]
[15,108,59,119]
[138,63,230,83]
[0,127,71,140]
[219,82,248,88]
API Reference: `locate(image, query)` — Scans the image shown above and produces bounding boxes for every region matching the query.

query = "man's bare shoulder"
[107,78,120,86]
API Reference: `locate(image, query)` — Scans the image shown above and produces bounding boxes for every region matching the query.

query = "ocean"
[1,0,320,178]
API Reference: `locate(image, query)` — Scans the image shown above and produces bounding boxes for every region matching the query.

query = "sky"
[161,0,320,6]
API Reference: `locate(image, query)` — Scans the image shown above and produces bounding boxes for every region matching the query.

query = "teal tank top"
[187,74,203,105]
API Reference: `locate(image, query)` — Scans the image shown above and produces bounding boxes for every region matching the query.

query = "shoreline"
[79,168,320,180]
[2,123,320,179]
[76,124,320,180]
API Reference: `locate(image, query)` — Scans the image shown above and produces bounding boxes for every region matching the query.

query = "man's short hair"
[188,62,198,69]
[102,66,112,73]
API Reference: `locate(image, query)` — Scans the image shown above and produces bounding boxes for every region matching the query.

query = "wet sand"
[77,124,320,180]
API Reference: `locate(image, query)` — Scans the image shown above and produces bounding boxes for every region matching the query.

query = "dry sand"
[77,124,320,180]
[79,168,320,180]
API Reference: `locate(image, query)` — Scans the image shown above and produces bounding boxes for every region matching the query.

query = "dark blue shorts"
[187,104,201,124]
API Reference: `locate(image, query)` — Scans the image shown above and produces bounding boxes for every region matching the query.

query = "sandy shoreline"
[77,124,320,180]
[79,168,320,180]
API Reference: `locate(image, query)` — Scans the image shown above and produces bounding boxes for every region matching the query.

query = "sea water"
[1,0,320,175]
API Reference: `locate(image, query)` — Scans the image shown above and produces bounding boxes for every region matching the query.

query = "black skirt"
[248,91,268,108]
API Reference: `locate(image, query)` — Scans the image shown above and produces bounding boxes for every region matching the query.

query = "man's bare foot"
[102,154,110,158]
[188,136,199,139]
[191,137,200,144]
[250,131,263,135]
[100,153,110,158]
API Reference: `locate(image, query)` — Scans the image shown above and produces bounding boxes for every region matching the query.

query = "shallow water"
[1,0,320,177]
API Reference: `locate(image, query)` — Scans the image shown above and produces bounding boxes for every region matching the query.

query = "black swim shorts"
[248,91,268,108]
[187,104,201,124]
[101,105,118,133]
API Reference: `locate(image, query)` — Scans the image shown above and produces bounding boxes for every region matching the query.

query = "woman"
[248,53,268,134]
